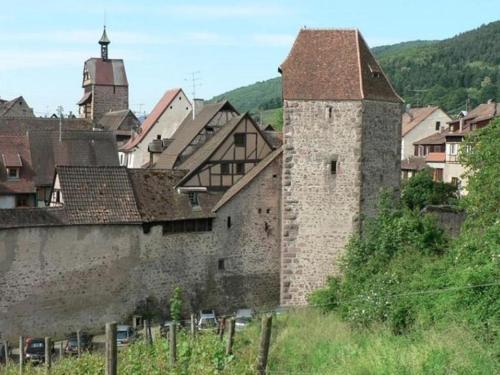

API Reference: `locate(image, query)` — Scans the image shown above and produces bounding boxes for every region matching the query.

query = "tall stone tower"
[279,29,403,305]
[78,27,129,121]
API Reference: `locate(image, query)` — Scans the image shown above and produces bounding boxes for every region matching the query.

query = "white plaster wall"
[401,109,451,159]
[0,195,15,209]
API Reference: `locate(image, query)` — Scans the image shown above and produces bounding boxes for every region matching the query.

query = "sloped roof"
[127,169,222,222]
[448,101,500,133]
[213,147,282,212]
[279,28,402,103]
[402,106,440,136]
[98,109,139,132]
[154,100,238,169]
[121,88,183,151]
[0,135,36,194]
[0,207,67,229]
[426,152,446,162]
[262,131,283,149]
[56,166,141,225]
[413,132,447,145]
[401,156,426,171]
[0,117,92,135]
[29,130,119,186]
[83,58,128,86]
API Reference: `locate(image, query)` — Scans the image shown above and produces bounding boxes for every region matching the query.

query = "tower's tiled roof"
[279,28,402,103]
[83,58,128,86]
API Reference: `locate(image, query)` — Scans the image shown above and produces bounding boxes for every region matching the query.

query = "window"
[326,106,333,119]
[220,163,230,175]
[7,167,19,180]
[266,208,270,214]
[206,126,214,135]
[16,195,29,207]
[218,259,225,271]
[433,168,443,182]
[234,133,246,147]
[330,160,337,175]
[236,162,245,174]
[448,143,458,155]
[451,177,459,186]
[227,216,232,228]
[188,192,199,208]
[435,121,441,131]
[258,208,262,214]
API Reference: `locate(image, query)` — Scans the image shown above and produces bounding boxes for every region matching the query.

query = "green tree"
[169,287,183,322]
[401,169,458,210]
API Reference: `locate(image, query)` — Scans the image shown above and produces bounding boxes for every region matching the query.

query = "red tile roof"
[279,28,402,103]
[426,152,445,163]
[402,106,440,136]
[413,132,447,145]
[83,58,128,86]
[121,88,184,151]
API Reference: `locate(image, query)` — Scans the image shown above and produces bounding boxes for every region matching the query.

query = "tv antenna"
[185,71,202,119]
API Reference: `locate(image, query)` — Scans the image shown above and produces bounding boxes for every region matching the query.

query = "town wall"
[0,159,281,340]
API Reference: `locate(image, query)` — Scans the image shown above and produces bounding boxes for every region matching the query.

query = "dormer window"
[368,64,382,78]
[7,167,20,180]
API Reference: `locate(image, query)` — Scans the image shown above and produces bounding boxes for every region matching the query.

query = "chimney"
[147,135,163,167]
[193,99,205,118]
[459,118,464,133]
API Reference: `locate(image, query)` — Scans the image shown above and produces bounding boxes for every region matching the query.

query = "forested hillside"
[211,21,500,119]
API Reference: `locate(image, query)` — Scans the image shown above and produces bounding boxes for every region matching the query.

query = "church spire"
[99,26,110,61]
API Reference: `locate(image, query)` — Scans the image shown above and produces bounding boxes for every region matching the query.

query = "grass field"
[2,310,498,374]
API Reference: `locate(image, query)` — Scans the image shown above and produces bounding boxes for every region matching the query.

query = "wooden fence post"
[105,323,117,375]
[225,318,235,356]
[256,315,272,375]
[169,322,176,366]
[190,314,197,338]
[59,341,63,360]
[218,317,226,341]
[3,340,8,365]
[76,330,81,357]
[19,336,24,375]
[44,337,51,372]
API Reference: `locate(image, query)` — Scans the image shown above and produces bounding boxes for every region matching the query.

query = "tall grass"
[2,310,497,374]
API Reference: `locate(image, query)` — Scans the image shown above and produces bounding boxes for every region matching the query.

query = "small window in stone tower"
[218,258,225,271]
[326,106,333,119]
[330,159,338,175]
[227,216,232,228]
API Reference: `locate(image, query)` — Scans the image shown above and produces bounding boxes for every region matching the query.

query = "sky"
[0,0,498,116]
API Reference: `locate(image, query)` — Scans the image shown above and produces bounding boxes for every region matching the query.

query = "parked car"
[272,306,289,316]
[234,308,254,331]
[116,325,135,346]
[65,332,93,355]
[198,310,218,331]
[25,338,54,363]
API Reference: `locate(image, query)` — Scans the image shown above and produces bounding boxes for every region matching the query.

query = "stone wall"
[92,85,128,121]
[361,100,402,219]
[281,99,402,306]
[0,161,281,340]
[281,100,364,306]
